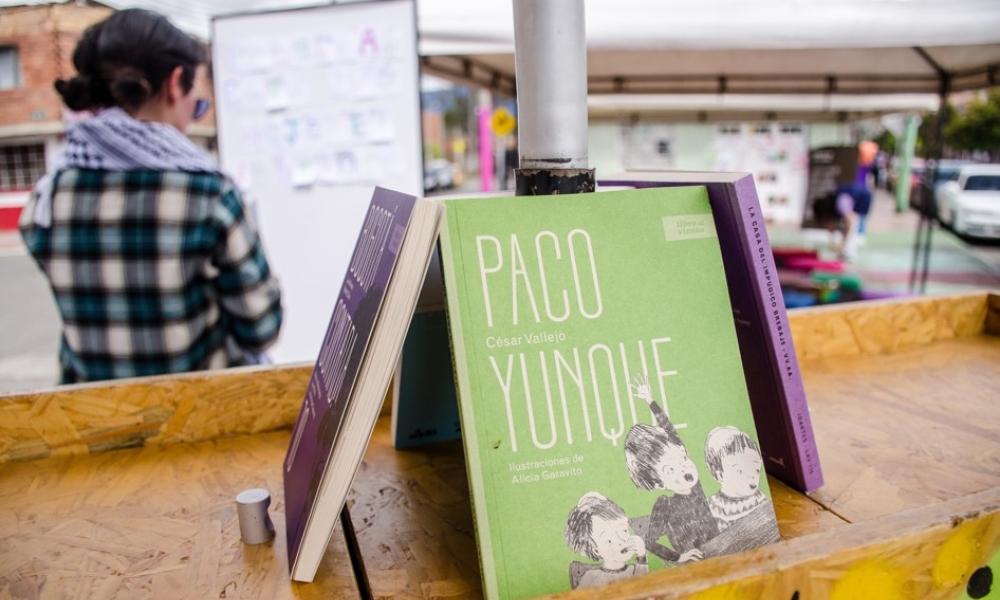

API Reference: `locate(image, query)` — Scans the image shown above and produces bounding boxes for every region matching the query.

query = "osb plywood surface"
[0,417,840,600]
[804,334,1000,524]
[0,364,312,464]
[349,421,481,598]
[789,291,995,361]
[0,430,359,599]
[2,416,998,600]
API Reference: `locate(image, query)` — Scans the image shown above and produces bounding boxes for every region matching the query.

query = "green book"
[438,186,780,599]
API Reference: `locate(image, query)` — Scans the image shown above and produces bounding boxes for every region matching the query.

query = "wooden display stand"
[2,291,999,599]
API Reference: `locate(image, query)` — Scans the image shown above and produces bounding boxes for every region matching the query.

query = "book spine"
[436,208,501,600]
[728,176,823,492]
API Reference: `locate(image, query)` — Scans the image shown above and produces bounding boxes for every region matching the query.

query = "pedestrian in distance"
[812,182,872,262]
[832,182,873,260]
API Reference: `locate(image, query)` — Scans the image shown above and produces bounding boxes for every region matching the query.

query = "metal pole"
[512,0,594,195]
[340,506,373,600]
[908,219,927,292]
[920,80,951,294]
[920,224,934,294]
[895,115,919,213]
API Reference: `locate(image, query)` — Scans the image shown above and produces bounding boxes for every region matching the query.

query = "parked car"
[935,163,1000,239]
[887,157,924,193]
[423,159,455,193]
[904,159,971,214]
[933,159,973,186]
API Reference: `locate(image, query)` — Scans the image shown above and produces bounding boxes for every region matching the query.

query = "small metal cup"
[236,488,275,545]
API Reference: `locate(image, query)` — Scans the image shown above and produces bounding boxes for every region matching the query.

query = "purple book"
[283,186,443,581]
[600,171,824,493]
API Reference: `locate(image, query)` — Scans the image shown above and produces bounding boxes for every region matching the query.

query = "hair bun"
[54,75,94,111]
[108,66,153,110]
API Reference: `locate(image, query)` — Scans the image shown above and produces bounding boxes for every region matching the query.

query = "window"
[0,144,47,191]
[754,124,772,135]
[0,47,21,90]
[717,123,741,135]
[965,175,1000,192]
[780,123,803,135]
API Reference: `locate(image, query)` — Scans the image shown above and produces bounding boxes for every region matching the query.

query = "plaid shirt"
[20,169,283,383]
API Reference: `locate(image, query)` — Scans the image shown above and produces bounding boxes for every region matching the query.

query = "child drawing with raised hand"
[624,374,718,564]
[564,492,648,589]
[704,426,779,538]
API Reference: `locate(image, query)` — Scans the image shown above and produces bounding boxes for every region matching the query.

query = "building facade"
[0,2,215,230]
[0,2,113,228]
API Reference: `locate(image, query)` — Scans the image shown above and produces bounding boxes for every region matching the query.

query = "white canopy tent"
[4,0,998,118]
[423,38,1000,92]
[414,0,1000,119]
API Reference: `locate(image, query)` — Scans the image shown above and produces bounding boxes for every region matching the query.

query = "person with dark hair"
[19,9,283,383]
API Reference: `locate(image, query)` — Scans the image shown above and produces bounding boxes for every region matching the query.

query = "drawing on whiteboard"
[357,61,402,98]
[358,26,380,56]
[314,27,354,64]
[292,156,318,188]
[220,76,266,113]
[279,116,299,147]
[265,75,290,112]
[303,116,323,145]
[335,150,360,181]
[291,35,315,66]
[229,38,272,74]
[240,119,266,150]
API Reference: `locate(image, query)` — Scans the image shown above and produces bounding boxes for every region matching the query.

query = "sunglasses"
[193,98,210,120]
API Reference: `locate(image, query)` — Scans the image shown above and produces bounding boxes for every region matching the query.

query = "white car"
[935,164,1000,239]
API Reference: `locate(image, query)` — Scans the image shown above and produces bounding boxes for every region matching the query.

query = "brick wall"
[422,111,445,159]
[0,4,112,130]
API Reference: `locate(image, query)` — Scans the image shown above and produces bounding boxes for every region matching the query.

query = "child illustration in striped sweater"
[703,426,777,533]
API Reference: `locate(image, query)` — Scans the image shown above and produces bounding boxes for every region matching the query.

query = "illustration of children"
[704,426,780,543]
[624,375,719,564]
[564,492,648,589]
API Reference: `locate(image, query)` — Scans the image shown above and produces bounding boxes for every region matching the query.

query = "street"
[0,232,61,392]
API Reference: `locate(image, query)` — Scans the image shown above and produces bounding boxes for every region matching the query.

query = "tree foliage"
[917,103,956,157]
[945,88,1000,153]
[874,129,897,156]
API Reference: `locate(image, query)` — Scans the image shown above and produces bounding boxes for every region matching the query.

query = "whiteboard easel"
[212,0,422,363]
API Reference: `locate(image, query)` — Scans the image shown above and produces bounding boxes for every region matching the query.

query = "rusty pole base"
[514,168,596,196]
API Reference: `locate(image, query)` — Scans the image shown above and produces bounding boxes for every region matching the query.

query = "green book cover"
[438,186,779,599]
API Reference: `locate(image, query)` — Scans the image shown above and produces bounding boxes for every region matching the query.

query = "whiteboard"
[211,0,422,364]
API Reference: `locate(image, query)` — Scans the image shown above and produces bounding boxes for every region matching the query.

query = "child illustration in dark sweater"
[624,375,719,564]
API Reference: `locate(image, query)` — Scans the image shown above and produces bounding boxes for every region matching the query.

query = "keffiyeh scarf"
[32,107,219,227]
